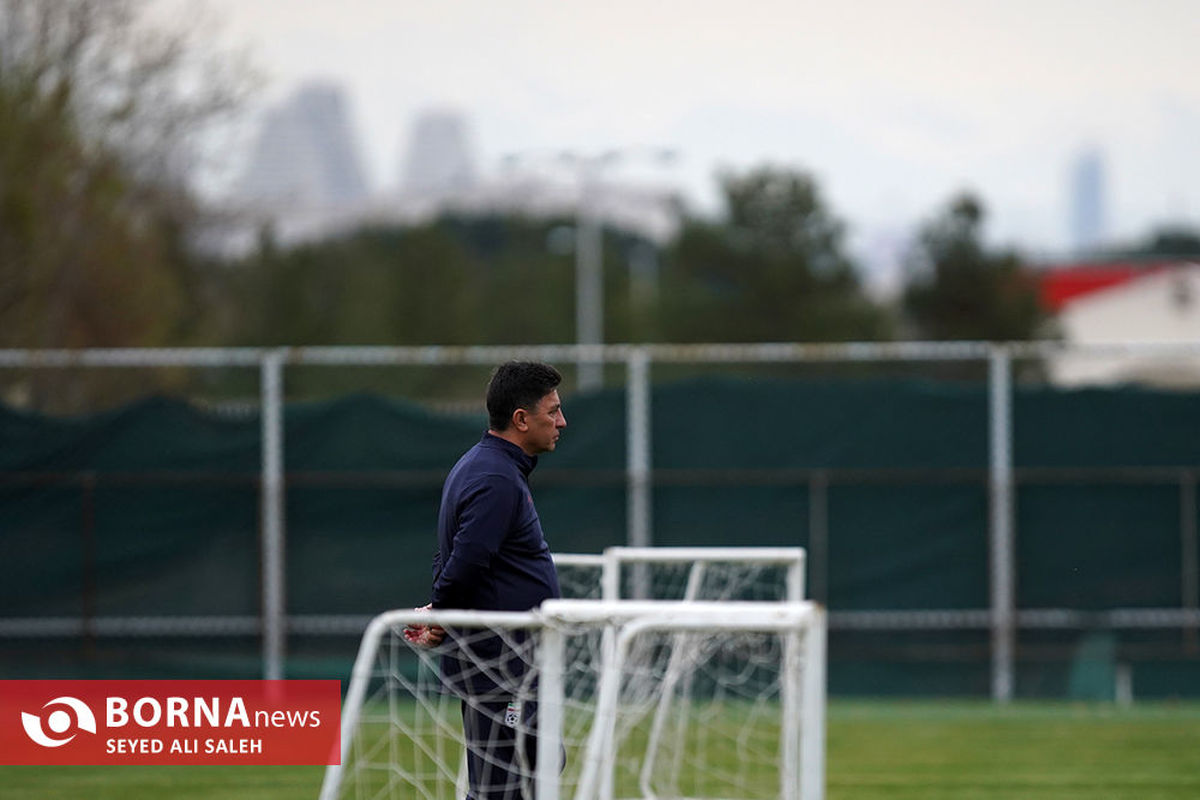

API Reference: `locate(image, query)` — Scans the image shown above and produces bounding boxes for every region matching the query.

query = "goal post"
[318,607,543,800]
[319,599,826,800]
[537,599,826,800]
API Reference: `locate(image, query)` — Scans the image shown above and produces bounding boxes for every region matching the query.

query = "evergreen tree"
[659,166,891,342]
[902,194,1046,341]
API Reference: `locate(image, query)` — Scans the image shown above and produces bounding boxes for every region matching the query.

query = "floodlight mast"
[502,147,676,392]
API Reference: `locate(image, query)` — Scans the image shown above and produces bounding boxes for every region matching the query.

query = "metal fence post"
[261,348,287,680]
[808,470,829,605]
[576,183,604,393]
[626,348,652,550]
[1182,470,1198,653]
[989,345,1015,702]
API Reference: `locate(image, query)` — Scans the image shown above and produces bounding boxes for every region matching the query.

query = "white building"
[1043,260,1200,387]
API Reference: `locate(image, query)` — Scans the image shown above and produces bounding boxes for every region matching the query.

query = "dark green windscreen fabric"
[2,377,1198,695]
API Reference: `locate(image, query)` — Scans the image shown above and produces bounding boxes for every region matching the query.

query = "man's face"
[520,390,566,454]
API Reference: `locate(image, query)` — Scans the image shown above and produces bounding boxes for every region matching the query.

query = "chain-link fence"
[2,342,1199,701]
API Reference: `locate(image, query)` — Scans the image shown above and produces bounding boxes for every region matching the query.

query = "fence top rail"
[4,341,1200,369]
[0,348,268,368]
[291,341,1200,363]
[5,606,1199,639]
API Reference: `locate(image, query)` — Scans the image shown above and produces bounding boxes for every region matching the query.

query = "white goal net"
[318,599,825,800]
[552,554,607,601]
[555,547,805,604]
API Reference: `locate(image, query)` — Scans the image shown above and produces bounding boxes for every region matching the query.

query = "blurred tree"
[658,166,891,342]
[1128,226,1200,257]
[0,0,248,409]
[223,167,891,398]
[228,216,585,399]
[234,217,583,349]
[440,215,578,344]
[902,193,1046,341]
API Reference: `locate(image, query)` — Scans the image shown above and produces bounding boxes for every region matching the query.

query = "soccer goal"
[318,599,826,800]
[556,547,806,603]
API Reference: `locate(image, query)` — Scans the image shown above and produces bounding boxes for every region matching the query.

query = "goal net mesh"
[556,549,804,604]
[328,612,811,800]
[614,560,796,603]
[553,556,605,601]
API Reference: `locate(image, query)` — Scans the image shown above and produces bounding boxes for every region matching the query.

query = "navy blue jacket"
[430,433,560,612]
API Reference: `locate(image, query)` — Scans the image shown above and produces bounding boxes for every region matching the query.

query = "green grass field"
[4,701,1199,799]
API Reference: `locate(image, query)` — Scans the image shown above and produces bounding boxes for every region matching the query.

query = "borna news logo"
[2,680,341,766]
[21,696,98,748]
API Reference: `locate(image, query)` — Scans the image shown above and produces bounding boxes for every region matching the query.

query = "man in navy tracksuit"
[406,361,566,800]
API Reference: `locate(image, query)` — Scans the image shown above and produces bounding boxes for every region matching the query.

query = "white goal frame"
[318,599,826,800]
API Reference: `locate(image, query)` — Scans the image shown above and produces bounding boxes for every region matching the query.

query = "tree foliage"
[224,166,892,394]
[223,217,586,398]
[1126,226,1200,258]
[0,0,248,408]
[902,193,1046,341]
[225,166,892,384]
[657,167,891,342]
[0,0,244,345]
[235,217,583,350]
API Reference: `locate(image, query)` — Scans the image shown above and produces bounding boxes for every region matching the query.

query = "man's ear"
[512,408,529,431]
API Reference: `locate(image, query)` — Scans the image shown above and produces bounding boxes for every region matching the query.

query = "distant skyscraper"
[1069,147,1106,254]
[400,111,476,196]
[239,82,368,209]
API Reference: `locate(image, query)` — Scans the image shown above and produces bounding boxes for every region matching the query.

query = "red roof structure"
[1038,260,1179,313]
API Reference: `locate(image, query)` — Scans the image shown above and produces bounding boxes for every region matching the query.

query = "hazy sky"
[191,0,1199,271]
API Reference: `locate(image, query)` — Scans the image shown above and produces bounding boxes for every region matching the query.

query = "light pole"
[572,153,610,392]
[502,148,675,393]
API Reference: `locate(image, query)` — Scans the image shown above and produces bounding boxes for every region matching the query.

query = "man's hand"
[403,603,446,648]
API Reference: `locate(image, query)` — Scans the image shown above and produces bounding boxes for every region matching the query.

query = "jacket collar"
[480,432,537,477]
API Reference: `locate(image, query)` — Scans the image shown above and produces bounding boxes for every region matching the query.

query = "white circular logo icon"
[21,696,97,747]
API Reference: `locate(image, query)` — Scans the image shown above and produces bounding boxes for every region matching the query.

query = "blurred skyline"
[184,0,1199,269]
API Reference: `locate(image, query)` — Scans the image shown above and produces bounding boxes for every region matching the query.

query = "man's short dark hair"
[487,361,562,431]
